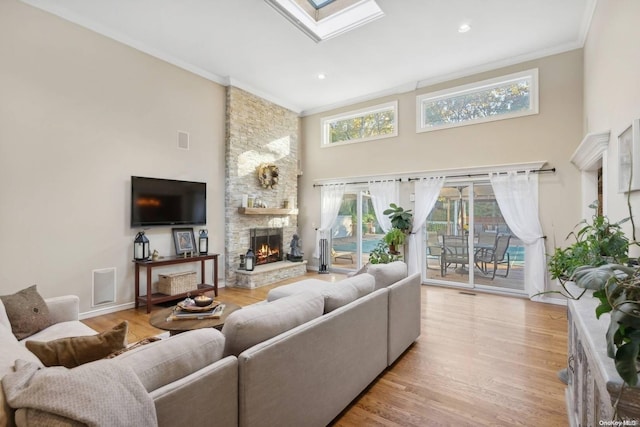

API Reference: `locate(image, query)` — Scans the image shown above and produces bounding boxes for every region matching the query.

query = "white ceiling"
[21,0,596,116]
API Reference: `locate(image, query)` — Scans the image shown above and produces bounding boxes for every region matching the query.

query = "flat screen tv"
[131,176,206,227]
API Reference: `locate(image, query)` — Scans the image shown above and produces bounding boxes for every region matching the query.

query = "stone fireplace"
[224,86,307,288]
[250,228,283,265]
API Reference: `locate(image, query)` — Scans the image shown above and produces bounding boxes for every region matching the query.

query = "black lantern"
[134,231,150,261]
[245,248,255,271]
[198,229,208,255]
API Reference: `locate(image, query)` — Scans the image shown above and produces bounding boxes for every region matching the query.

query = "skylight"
[307,0,336,9]
[265,0,384,42]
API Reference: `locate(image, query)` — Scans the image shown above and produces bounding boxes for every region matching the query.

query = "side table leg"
[146,266,152,314]
[214,255,218,297]
[135,263,140,309]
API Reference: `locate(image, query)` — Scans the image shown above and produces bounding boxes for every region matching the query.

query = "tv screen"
[131,176,206,227]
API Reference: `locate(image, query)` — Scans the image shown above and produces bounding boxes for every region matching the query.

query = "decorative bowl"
[194,294,213,307]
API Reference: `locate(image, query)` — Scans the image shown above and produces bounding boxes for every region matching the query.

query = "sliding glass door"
[329,189,385,272]
[425,181,525,293]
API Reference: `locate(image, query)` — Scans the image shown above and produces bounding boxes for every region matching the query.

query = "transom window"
[321,101,398,147]
[416,69,538,133]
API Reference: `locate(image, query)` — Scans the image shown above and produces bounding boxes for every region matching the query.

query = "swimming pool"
[333,239,381,253]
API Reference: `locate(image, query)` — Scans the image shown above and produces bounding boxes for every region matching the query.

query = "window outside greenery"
[416,69,538,132]
[322,101,397,146]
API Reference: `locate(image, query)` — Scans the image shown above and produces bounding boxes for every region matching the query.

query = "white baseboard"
[534,295,568,306]
[80,282,227,320]
[80,302,135,320]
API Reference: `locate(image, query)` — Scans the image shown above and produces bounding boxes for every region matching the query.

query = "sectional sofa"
[0,261,420,427]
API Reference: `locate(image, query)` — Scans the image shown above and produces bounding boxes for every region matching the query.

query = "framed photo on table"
[172,228,196,255]
[618,119,640,193]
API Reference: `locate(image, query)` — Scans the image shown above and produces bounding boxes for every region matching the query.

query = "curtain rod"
[312,168,556,187]
[406,167,556,181]
[312,178,401,188]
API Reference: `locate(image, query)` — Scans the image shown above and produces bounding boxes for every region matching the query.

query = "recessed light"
[458,23,471,33]
[317,73,326,80]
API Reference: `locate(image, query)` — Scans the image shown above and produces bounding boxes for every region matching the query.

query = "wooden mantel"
[238,207,298,215]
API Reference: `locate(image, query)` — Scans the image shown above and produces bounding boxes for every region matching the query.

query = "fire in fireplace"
[249,228,283,265]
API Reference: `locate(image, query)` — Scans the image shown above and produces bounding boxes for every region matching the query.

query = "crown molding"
[570,131,611,171]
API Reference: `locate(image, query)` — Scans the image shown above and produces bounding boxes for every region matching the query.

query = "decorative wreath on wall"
[257,163,279,189]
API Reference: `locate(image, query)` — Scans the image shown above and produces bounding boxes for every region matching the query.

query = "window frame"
[321,100,398,147]
[415,69,539,133]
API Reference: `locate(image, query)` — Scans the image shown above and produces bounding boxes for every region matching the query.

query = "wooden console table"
[134,254,219,313]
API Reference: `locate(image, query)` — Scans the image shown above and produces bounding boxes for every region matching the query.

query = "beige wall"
[0,1,226,313]
[299,50,585,293]
[584,0,640,256]
[0,0,606,308]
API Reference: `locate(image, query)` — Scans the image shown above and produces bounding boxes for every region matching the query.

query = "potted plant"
[383,203,413,233]
[546,201,639,387]
[548,201,629,290]
[384,228,406,254]
[363,212,376,234]
[368,241,402,264]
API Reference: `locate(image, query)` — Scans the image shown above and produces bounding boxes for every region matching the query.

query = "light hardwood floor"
[82,274,569,427]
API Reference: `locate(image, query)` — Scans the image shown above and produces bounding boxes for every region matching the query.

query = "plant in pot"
[383,203,413,232]
[363,212,376,234]
[546,200,640,387]
[384,228,406,255]
[368,241,402,264]
[547,201,629,295]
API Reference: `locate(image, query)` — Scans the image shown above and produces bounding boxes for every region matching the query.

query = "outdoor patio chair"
[440,235,469,276]
[331,248,354,263]
[474,234,511,279]
[426,232,443,270]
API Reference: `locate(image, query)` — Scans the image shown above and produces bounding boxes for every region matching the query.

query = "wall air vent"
[92,268,116,306]
[177,130,190,150]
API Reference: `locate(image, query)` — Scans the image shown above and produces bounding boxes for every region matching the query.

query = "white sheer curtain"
[368,180,399,233]
[408,177,445,276]
[314,183,346,258]
[489,171,546,299]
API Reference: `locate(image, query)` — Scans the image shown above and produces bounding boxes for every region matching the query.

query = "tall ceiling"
[20,0,596,115]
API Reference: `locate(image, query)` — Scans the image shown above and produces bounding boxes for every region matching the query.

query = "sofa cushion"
[366,261,408,290]
[0,285,52,340]
[116,328,226,393]
[266,279,330,302]
[0,300,10,331]
[322,283,358,313]
[323,273,375,313]
[24,320,97,343]
[25,321,128,368]
[222,291,324,357]
[0,325,43,427]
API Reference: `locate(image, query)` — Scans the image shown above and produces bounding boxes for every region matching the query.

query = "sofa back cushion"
[222,291,324,357]
[0,300,10,331]
[266,279,330,302]
[0,325,43,427]
[322,273,375,313]
[116,328,226,393]
[366,261,408,290]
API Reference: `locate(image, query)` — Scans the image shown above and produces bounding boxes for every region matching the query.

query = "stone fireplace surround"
[224,87,306,288]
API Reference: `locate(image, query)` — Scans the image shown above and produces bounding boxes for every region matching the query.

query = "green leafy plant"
[383,203,413,232]
[368,241,402,264]
[383,228,406,254]
[545,199,639,387]
[548,201,629,285]
[572,263,640,385]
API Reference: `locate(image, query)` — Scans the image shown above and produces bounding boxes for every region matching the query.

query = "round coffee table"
[149,300,241,336]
